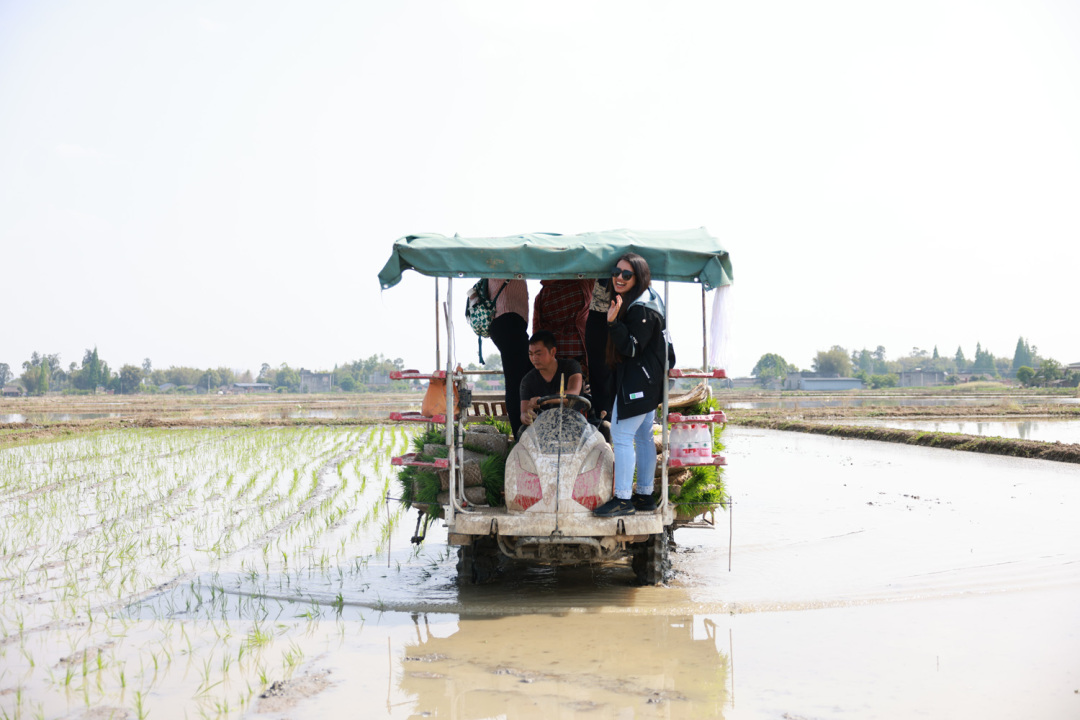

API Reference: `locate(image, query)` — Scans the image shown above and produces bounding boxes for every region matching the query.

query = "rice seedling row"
[0,424,430,719]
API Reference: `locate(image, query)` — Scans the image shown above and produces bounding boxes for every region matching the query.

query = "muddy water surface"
[0,412,123,422]
[5,426,1078,719]
[258,428,1080,719]
[724,395,1080,410]
[814,417,1080,444]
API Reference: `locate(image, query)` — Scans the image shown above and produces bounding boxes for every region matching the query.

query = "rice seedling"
[0,424,440,719]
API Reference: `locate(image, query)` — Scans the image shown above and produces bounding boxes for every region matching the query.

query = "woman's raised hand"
[606,294,622,323]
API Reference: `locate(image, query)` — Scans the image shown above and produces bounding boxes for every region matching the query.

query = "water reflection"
[287,406,418,420]
[0,410,121,423]
[4,395,1075,424]
[723,396,1079,410]
[0,406,420,423]
[827,418,1080,444]
[398,612,729,719]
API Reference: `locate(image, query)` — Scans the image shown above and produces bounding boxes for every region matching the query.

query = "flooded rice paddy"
[1,425,1077,719]
[5,391,1076,426]
[0,403,417,425]
[813,417,1080,444]
[1,413,125,423]
[724,394,1080,410]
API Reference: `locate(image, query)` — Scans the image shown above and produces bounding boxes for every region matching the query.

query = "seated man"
[519,330,583,434]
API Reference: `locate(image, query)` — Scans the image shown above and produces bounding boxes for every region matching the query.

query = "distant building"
[233,382,272,393]
[898,370,947,387]
[158,383,176,392]
[2,384,23,397]
[784,373,864,391]
[299,370,332,393]
[798,377,864,391]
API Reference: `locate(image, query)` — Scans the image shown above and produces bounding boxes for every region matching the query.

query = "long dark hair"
[605,253,652,366]
[614,253,650,307]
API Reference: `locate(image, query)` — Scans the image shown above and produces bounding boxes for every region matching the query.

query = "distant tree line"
[1,349,417,396]
[751,338,1077,389]
[5,349,124,396]
[317,354,411,393]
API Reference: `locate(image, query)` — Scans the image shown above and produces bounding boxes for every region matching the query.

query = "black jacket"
[606,288,672,419]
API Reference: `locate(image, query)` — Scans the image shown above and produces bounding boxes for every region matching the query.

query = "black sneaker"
[632,493,658,512]
[593,497,635,517]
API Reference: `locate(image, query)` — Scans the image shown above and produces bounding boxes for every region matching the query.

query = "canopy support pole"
[435,278,441,370]
[660,281,670,514]
[444,278,467,522]
[443,278,474,518]
[702,284,708,371]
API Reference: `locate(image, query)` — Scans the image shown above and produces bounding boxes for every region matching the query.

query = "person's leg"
[632,410,657,496]
[613,405,655,495]
[595,402,639,516]
[596,404,654,516]
[609,402,637,500]
[489,312,529,438]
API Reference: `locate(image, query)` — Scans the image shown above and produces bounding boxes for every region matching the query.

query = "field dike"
[729,417,1080,464]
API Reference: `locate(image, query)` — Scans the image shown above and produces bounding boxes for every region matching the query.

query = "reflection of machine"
[397,612,729,719]
[379,229,734,585]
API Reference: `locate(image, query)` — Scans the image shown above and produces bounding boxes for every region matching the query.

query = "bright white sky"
[2,0,1078,378]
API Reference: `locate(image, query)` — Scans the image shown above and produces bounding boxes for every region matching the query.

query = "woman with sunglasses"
[593,253,671,518]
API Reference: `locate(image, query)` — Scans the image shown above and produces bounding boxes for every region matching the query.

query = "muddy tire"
[632,528,671,585]
[456,536,502,585]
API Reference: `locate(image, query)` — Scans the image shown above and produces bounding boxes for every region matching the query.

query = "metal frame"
[439,273,717,529]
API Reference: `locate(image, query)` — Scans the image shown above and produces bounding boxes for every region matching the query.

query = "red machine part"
[667,455,727,468]
[505,451,543,512]
[390,453,449,469]
[666,411,727,424]
[571,456,606,510]
[668,369,727,379]
[389,411,447,423]
[389,370,447,380]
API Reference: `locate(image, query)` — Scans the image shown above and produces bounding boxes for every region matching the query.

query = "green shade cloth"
[377,228,733,290]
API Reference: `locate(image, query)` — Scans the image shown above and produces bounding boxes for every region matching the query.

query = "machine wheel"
[456,536,502,585]
[631,528,671,585]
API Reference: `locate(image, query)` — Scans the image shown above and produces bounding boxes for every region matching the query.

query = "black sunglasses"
[611,267,635,281]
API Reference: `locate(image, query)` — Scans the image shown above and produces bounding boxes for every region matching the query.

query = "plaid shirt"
[532,279,593,363]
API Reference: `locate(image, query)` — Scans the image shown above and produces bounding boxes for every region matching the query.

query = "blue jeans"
[611,403,656,499]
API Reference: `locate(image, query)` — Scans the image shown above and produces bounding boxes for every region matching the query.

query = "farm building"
[898,370,947,387]
[784,373,864,391]
[233,382,272,393]
[299,370,332,393]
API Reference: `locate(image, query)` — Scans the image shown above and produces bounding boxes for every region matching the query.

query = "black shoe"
[632,493,658,512]
[593,497,635,517]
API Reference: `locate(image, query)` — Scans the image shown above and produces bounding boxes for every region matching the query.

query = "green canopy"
[377,228,733,290]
